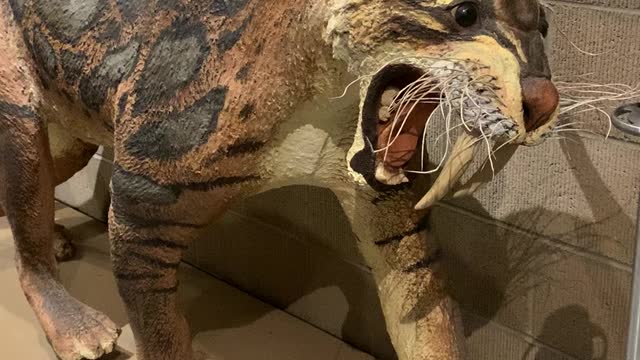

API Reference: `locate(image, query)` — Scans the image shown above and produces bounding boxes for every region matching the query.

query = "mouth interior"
[364,65,440,185]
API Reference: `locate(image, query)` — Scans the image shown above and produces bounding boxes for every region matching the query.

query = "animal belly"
[39,87,115,148]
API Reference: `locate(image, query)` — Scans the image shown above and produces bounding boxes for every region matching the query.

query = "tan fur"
[0,1,558,359]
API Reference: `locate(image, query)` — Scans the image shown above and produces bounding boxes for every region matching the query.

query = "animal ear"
[538,5,549,38]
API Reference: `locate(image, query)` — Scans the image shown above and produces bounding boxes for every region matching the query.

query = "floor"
[0,205,374,360]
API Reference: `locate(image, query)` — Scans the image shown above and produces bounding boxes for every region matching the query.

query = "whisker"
[379,75,456,158]
[491,136,518,157]
[406,137,484,175]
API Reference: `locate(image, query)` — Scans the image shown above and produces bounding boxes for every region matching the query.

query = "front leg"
[334,187,465,360]
[109,167,232,360]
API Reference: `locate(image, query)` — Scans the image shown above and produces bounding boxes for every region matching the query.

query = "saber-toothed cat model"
[0,0,560,359]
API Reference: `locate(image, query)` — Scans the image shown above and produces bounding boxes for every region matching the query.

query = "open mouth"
[359,63,566,210]
[361,63,493,210]
[363,64,439,186]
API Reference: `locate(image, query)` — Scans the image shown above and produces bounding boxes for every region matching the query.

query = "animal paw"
[43,298,120,360]
[53,223,75,262]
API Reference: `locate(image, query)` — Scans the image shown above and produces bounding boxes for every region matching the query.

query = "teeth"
[378,107,391,122]
[378,88,399,123]
[414,133,479,210]
[452,142,518,198]
[381,88,399,107]
[375,164,409,186]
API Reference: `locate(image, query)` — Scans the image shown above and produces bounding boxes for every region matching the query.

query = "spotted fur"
[0,1,558,359]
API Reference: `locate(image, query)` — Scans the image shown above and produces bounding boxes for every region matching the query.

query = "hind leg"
[0,6,118,359]
[0,110,119,360]
[49,123,99,261]
[2,126,100,262]
[2,124,99,261]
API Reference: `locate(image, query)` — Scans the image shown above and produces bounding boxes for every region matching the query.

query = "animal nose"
[521,77,560,132]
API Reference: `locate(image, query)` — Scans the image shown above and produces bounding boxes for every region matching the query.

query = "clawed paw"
[44,299,120,360]
[53,223,76,262]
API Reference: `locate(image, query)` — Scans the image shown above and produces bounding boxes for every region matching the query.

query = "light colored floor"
[0,206,374,360]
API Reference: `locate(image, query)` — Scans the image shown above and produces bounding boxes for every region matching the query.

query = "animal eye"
[453,2,479,28]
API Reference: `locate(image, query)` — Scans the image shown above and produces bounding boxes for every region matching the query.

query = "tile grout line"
[181,259,375,359]
[61,189,633,274]
[52,201,375,358]
[464,310,581,360]
[437,201,633,273]
[547,0,640,15]
[225,209,374,274]
[57,195,375,276]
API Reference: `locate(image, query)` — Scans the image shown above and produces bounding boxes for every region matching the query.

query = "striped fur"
[0,1,555,359]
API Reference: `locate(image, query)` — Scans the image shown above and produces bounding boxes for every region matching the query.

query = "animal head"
[325,0,560,208]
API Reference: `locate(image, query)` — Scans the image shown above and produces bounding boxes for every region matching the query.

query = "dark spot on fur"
[239,103,254,121]
[133,19,210,114]
[30,30,57,82]
[127,87,228,160]
[111,200,206,229]
[60,50,86,85]
[211,0,250,16]
[205,139,265,164]
[235,63,251,81]
[180,175,260,191]
[114,271,165,281]
[217,15,252,54]
[403,249,442,273]
[129,237,188,250]
[157,0,176,10]
[0,101,36,119]
[381,15,450,44]
[374,220,429,246]
[116,0,145,22]
[117,93,129,119]
[130,252,181,269]
[97,21,122,42]
[111,166,180,205]
[223,140,265,157]
[145,285,179,294]
[254,42,264,55]
[34,0,107,41]
[498,0,539,31]
[80,40,139,111]
[8,0,25,21]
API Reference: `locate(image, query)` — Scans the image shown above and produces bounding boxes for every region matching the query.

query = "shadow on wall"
[443,135,633,359]
[522,305,608,360]
[187,187,398,359]
[54,137,632,360]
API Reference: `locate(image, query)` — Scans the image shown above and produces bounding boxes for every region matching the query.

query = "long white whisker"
[405,137,484,175]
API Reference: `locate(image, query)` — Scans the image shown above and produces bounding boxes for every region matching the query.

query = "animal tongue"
[375,102,437,185]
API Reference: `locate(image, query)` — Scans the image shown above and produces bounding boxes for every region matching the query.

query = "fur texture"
[0,1,559,359]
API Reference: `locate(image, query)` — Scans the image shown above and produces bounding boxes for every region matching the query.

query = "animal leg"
[109,177,229,360]
[0,112,120,360]
[49,122,99,261]
[1,114,98,263]
[334,189,466,360]
[0,5,119,358]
